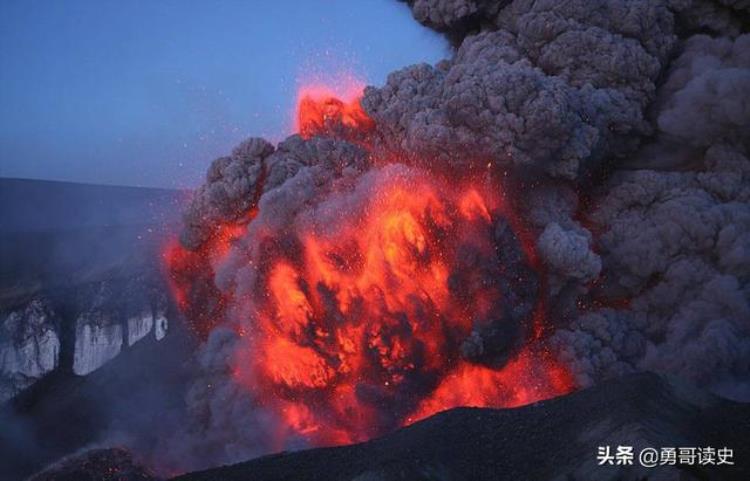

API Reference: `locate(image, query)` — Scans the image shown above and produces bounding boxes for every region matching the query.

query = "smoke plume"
[157,0,750,473]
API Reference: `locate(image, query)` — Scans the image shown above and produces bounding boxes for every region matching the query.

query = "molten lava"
[165,87,573,451]
[227,169,572,446]
[295,83,374,139]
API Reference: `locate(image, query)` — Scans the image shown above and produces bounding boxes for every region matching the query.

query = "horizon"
[0,175,189,191]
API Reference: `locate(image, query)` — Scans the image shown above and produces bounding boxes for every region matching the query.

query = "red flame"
[165,88,573,451]
[409,349,574,423]
[295,82,374,139]
[227,170,572,447]
[163,221,248,336]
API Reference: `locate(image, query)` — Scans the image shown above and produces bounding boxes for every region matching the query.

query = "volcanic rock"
[27,448,156,481]
[172,373,750,481]
[0,178,181,400]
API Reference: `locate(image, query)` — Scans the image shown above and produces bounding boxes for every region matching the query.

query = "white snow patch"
[73,320,122,375]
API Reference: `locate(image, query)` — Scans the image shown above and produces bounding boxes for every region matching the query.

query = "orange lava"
[163,221,247,336]
[229,170,573,447]
[295,83,374,139]
[164,82,573,451]
[409,348,573,423]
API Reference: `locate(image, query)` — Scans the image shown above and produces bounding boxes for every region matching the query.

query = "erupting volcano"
[165,84,573,450]
[5,1,750,479]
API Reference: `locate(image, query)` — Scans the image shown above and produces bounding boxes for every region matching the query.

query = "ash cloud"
[394,1,749,398]
[153,328,289,474]
[365,0,675,179]
[162,0,750,473]
[552,33,750,396]
[180,138,274,250]
[669,0,750,37]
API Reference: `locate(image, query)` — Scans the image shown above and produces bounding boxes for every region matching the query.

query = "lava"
[228,168,573,446]
[295,83,374,139]
[165,87,573,451]
[409,348,574,424]
[163,221,247,336]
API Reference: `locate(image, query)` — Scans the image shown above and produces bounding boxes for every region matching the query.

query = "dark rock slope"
[28,448,157,481]
[172,373,749,481]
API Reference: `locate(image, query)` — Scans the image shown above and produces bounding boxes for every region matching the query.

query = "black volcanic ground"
[28,373,749,481]
[171,373,749,481]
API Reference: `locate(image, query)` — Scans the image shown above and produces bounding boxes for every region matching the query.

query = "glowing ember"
[409,349,573,423]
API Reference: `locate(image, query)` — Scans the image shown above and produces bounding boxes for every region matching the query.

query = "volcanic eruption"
[160,0,750,473]
[295,81,375,140]
[166,84,573,450]
[2,2,749,480]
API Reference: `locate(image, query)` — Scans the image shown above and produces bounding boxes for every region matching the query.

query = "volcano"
[6,0,748,479]
[166,90,573,449]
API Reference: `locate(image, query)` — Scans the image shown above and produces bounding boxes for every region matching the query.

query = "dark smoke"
[152,327,287,473]
[144,0,750,473]
[366,0,676,179]
[553,32,750,396]
[180,138,274,250]
[381,1,748,400]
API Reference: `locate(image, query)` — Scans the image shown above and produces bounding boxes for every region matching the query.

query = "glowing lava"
[163,221,247,337]
[165,87,573,451]
[227,168,573,446]
[295,82,374,139]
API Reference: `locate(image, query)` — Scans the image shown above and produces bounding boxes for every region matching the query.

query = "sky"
[0,0,447,188]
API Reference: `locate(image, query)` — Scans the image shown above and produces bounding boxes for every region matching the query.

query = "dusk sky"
[0,1,447,188]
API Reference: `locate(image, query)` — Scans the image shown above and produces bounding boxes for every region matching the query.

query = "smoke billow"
[364,0,676,179]
[150,327,285,473]
[156,0,749,473]
[162,144,573,471]
[180,138,274,251]
[553,32,750,394]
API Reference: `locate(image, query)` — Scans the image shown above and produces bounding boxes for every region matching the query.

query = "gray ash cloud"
[165,0,750,471]
[553,32,750,397]
[387,0,749,399]
[365,0,675,179]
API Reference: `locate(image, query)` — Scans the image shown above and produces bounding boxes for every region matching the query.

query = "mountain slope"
[173,373,749,481]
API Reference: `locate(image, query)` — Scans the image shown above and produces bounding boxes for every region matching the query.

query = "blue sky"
[0,1,446,188]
